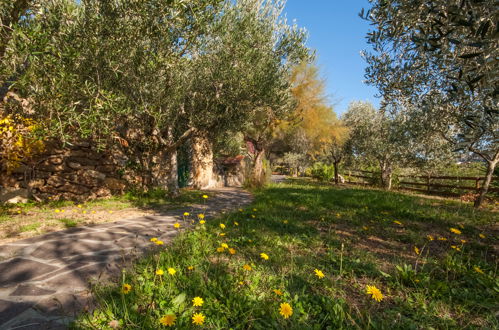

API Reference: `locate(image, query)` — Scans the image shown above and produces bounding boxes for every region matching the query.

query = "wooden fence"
[343,169,499,196]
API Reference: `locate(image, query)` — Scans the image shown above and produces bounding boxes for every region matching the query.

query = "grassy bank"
[0,189,204,244]
[75,180,497,329]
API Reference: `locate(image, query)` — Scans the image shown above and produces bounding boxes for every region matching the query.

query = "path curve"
[0,187,252,329]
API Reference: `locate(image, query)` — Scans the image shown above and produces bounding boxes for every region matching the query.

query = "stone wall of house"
[0,141,127,202]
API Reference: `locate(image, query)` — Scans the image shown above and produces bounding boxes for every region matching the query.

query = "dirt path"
[0,187,252,329]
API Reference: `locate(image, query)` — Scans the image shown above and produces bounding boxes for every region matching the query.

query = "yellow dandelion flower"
[82,210,87,214]
[220,223,226,229]
[260,253,269,260]
[150,237,158,242]
[61,210,65,213]
[473,266,484,274]
[159,314,176,326]
[336,213,341,217]
[202,195,208,199]
[168,268,176,275]
[192,296,204,307]
[438,237,447,241]
[122,283,132,294]
[239,281,244,286]
[216,247,225,253]
[460,239,467,244]
[156,269,164,276]
[451,245,461,251]
[273,289,283,295]
[427,235,434,241]
[174,223,180,229]
[366,285,383,302]
[155,240,164,245]
[229,248,236,255]
[221,243,229,249]
[243,264,252,271]
[219,233,226,236]
[479,233,486,239]
[108,211,113,214]
[198,214,205,219]
[199,220,206,224]
[393,220,402,225]
[239,208,243,212]
[314,269,325,278]
[77,204,82,208]
[192,313,205,325]
[414,246,420,255]
[183,212,190,216]
[187,266,194,270]
[55,209,60,213]
[234,221,239,226]
[450,228,461,235]
[17,210,21,214]
[279,302,293,319]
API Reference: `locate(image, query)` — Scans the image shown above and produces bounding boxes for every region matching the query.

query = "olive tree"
[362,0,498,207]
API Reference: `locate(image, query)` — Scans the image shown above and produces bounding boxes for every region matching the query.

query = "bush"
[307,162,335,182]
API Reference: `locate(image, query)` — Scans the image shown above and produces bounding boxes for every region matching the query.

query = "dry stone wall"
[0,141,127,202]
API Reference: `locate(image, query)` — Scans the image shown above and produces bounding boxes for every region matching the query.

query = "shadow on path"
[0,187,252,329]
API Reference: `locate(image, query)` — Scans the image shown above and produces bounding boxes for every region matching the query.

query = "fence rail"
[343,169,499,196]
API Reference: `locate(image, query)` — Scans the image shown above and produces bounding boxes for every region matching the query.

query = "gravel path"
[0,187,252,329]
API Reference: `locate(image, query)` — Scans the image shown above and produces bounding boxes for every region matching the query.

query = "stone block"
[0,187,29,204]
[104,178,126,192]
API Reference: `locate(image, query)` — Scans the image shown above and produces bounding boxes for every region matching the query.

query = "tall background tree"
[362,0,498,206]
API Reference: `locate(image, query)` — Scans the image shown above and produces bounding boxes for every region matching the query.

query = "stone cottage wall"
[0,141,126,202]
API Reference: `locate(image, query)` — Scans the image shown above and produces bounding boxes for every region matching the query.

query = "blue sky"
[283,0,380,114]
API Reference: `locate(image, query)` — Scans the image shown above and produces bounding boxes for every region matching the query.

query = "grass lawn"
[74,179,498,329]
[0,189,206,244]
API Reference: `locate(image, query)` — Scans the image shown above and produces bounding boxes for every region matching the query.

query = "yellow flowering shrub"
[0,114,44,173]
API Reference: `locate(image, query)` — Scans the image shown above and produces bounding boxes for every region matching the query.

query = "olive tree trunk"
[380,160,393,190]
[474,158,498,208]
[190,132,214,189]
[251,147,266,186]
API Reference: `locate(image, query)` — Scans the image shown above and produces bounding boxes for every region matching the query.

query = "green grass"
[18,223,40,232]
[74,180,498,329]
[0,188,209,242]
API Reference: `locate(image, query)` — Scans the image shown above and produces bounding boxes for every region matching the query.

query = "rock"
[47,176,66,188]
[0,188,29,204]
[104,178,126,192]
[91,187,111,198]
[49,157,63,165]
[34,171,51,179]
[37,163,68,172]
[67,161,82,170]
[10,165,28,174]
[67,157,99,166]
[59,183,90,195]
[82,170,106,181]
[95,165,115,173]
[28,179,45,189]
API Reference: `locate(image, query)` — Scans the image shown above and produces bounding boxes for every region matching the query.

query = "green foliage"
[75,179,498,329]
[307,162,335,182]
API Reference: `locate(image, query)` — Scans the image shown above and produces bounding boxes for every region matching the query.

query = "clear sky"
[283,0,380,114]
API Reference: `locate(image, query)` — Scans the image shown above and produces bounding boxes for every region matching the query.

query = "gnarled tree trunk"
[474,157,498,208]
[252,147,266,185]
[190,131,214,189]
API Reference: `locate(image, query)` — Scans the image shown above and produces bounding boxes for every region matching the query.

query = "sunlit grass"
[74,180,498,329]
[0,188,209,242]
